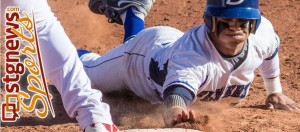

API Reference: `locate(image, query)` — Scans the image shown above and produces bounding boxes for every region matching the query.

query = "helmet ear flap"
[250,20,257,33]
[211,17,216,33]
[203,12,216,33]
[253,17,261,34]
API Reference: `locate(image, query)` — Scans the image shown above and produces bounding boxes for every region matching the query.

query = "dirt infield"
[1,0,300,131]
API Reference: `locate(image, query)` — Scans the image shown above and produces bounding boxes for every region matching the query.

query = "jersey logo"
[149,58,169,86]
[226,0,244,5]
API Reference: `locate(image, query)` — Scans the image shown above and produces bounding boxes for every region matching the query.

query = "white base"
[121,128,201,132]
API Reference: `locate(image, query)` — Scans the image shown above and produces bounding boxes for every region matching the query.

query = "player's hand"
[162,106,195,127]
[265,93,300,111]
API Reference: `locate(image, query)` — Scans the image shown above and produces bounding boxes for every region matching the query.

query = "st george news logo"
[1,6,55,122]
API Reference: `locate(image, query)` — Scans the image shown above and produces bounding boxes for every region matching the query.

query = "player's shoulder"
[257,16,274,31]
[184,24,206,35]
[176,24,207,45]
[248,16,280,59]
[172,24,207,52]
[254,16,276,37]
[253,16,276,39]
[249,16,279,48]
[170,24,211,65]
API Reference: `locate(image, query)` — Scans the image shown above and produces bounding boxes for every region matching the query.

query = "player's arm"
[257,21,300,111]
[161,62,207,127]
[260,54,300,111]
[162,85,196,127]
[160,42,210,126]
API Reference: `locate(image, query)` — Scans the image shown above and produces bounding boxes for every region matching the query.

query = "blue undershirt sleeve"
[163,85,195,106]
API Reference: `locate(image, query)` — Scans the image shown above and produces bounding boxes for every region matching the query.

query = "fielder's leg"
[1,1,117,131]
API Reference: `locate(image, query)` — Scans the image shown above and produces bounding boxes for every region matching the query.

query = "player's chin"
[226,36,247,44]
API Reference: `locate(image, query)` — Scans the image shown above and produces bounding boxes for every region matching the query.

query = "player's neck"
[214,42,245,56]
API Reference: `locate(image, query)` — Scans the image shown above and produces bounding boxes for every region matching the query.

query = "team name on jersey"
[197,82,251,101]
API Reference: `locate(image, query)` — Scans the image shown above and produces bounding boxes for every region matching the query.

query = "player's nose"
[227,19,242,31]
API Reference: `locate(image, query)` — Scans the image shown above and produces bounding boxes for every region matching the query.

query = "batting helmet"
[203,0,261,33]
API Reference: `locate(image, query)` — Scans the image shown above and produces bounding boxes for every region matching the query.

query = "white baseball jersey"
[81,16,280,104]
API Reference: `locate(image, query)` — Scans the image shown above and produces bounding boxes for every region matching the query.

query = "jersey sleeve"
[163,50,209,97]
[257,17,281,78]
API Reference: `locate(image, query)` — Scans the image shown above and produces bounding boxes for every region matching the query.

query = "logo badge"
[226,0,244,5]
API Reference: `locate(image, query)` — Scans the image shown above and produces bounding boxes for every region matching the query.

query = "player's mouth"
[225,33,245,39]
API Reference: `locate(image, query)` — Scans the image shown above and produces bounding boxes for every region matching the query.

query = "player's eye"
[216,19,250,29]
[240,21,250,29]
[216,20,230,29]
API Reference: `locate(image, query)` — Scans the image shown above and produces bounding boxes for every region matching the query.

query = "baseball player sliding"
[2,0,117,132]
[80,0,300,129]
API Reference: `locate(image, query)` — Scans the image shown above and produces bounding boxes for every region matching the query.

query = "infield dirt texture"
[1,0,300,131]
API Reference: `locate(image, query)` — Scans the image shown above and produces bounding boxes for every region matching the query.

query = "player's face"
[209,18,251,55]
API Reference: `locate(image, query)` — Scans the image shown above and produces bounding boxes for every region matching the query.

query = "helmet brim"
[206,7,261,19]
